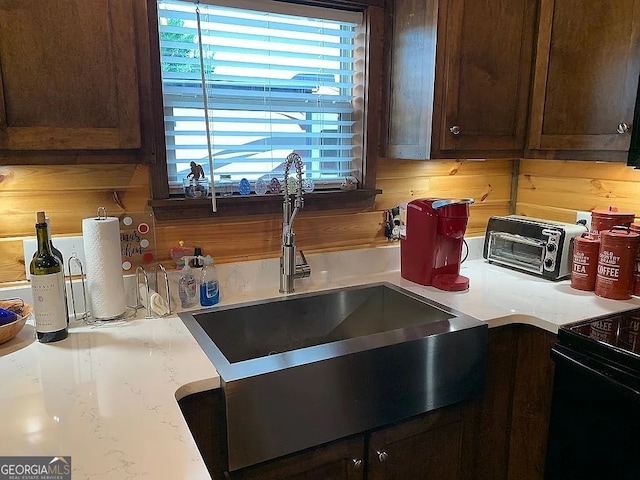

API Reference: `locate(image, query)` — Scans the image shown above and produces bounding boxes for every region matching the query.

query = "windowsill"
[148,188,381,221]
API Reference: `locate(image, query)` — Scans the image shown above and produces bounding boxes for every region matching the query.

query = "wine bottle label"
[31,272,67,333]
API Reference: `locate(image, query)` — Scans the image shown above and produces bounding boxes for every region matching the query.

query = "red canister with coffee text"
[595,227,640,300]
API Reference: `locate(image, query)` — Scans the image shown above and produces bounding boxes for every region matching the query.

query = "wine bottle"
[33,217,70,325]
[30,211,68,343]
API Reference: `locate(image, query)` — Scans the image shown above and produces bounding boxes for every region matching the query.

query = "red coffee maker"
[400,198,474,291]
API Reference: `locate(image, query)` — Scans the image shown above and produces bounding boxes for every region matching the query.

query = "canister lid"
[591,208,635,218]
[600,227,640,241]
[574,232,600,244]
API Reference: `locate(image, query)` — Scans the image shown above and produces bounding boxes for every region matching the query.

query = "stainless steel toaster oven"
[483,215,588,280]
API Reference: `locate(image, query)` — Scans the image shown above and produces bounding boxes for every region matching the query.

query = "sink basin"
[180,282,487,471]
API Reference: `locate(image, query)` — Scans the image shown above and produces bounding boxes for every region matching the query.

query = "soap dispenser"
[199,255,220,307]
[178,256,198,308]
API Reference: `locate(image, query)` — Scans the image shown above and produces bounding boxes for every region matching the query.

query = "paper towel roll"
[82,216,126,319]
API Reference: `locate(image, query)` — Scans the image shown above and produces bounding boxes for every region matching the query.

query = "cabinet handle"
[449,125,461,135]
[617,122,630,134]
[376,450,389,463]
[351,458,363,470]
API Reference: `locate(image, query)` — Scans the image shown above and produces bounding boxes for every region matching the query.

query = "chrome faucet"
[279,152,311,293]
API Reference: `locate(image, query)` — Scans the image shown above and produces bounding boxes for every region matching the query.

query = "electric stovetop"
[558,308,640,375]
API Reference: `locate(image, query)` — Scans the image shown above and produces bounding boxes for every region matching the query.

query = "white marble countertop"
[2,240,640,479]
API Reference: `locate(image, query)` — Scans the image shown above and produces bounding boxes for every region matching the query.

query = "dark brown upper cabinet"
[0,0,154,164]
[384,0,538,159]
[527,0,640,161]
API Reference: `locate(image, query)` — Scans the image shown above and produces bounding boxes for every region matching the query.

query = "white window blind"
[157,0,363,192]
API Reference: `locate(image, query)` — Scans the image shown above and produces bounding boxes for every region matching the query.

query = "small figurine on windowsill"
[184,162,209,198]
[187,161,205,180]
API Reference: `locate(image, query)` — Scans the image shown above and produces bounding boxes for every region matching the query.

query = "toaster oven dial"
[542,229,561,272]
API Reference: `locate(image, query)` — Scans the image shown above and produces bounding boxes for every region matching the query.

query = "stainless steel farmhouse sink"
[179,282,488,471]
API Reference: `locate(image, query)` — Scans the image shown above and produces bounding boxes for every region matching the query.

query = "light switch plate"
[23,235,86,279]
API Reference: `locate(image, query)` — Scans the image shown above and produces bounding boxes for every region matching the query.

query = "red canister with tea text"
[571,233,600,291]
[595,227,640,300]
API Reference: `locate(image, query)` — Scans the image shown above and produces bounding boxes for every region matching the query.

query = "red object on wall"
[400,198,472,291]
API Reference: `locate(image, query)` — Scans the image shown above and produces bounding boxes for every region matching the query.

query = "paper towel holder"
[67,253,90,322]
[96,206,108,220]
[68,253,135,325]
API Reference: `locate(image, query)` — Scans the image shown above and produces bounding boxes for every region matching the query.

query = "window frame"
[146,0,384,220]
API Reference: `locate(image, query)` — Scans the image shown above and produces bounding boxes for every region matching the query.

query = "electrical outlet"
[23,235,86,279]
[576,211,592,231]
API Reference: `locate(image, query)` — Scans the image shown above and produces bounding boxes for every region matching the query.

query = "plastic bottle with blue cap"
[199,255,220,306]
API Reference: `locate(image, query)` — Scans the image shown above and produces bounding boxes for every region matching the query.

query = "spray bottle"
[178,256,199,308]
[199,255,220,307]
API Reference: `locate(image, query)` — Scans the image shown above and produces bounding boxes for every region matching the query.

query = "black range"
[545,308,640,480]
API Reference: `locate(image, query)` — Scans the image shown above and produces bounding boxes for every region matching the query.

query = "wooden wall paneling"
[0,191,151,238]
[155,216,284,265]
[0,165,150,236]
[0,240,29,287]
[514,203,579,225]
[429,174,512,200]
[0,165,148,192]
[520,159,640,182]
[375,158,514,210]
[155,211,385,266]
[375,181,510,211]
[517,175,640,213]
[377,159,516,180]
[515,159,640,223]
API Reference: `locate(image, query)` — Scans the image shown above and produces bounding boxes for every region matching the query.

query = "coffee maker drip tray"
[433,273,469,291]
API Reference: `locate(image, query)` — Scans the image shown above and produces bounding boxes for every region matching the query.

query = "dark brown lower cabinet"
[469,324,556,480]
[228,404,473,480]
[179,324,556,480]
[367,403,475,480]
[229,436,365,480]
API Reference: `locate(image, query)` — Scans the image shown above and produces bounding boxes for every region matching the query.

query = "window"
[157,0,364,195]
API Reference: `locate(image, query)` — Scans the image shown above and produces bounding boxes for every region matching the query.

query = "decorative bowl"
[0,300,33,345]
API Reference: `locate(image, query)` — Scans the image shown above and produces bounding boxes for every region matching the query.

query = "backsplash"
[0,238,486,315]
[9,157,640,292]
[517,159,640,223]
[0,159,512,287]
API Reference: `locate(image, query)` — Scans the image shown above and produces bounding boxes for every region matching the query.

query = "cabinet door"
[0,0,140,151]
[367,406,467,480]
[432,0,537,156]
[384,0,439,159]
[229,436,365,480]
[528,0,640,157]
